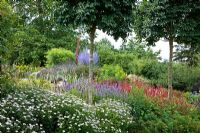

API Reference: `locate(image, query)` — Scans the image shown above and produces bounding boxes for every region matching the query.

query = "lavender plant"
[63,78,128,99]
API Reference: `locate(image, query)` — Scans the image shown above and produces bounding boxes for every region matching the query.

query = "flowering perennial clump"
[63,78,130,98]
[132,79,195,112]
[0,88,134,132]
[78,49,98,65]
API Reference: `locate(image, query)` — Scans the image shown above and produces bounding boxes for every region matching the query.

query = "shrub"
[17,78,53,90]
[140,61,200,91]
[184,92,200,107]
[46,48,75,67]
[0,74,17,100]
[141,60,167,81]
[172,64,200,91]
[98,51,138,74]
[98,64,126,81]
[127,87,200,133]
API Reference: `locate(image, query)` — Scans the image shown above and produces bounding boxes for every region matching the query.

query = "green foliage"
[121,40,160,60]
[141,61,167,81]
[56,0,136,40]
[0,75,16,100]
[127,88,200,133]
[184,92,200,105]
[98,64,126,81]
[97,39,160,74]
[0,0,17,67]
[98,49,152,74]
[9,25,76,66]
[17,78,53,90]
[74,65,99,78]
[13,65,41,79]
[172,64,199,91]
[6,0,76,66]
[133,0,200,93]
[11,26,49,66]
[46,48,75,67]
[140,61,200,91]
[174,44,200,67]
[96,38,115,51]
[133,0,200,45]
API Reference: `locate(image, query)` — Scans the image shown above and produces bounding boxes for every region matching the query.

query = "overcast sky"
[95,30,177,60]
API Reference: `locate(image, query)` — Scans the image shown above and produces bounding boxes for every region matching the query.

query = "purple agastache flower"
[78,48,98,65]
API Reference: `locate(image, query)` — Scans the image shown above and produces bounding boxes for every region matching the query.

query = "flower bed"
[0,88,133,133]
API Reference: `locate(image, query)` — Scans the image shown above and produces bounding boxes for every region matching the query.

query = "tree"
[120,40,161,60]
[56,0,136,104]
[0,0,17,72]
[174,42,200,66]
[96,38,114,51]
[133,0,200,98]
[174,1,200,67]
[7,0,76,66]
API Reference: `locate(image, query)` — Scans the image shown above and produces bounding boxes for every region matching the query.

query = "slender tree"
[0,0,16,73]
[133,0,200,98]
[75,33,81,65]
[56,0,136,104]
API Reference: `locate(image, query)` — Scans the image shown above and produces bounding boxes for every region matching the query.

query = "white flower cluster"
[0,90,46,132]
[0,89,134,133]
[94,99,134,133]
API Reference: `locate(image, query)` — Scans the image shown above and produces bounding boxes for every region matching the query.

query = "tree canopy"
[56,0,136,40]
[133,0,200,98]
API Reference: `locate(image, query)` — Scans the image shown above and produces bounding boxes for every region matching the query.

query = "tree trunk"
[0,60,2,73]
[37,0,44,34]
[88,24,96,104]
[168,36,173,99]
[75,34,81,65]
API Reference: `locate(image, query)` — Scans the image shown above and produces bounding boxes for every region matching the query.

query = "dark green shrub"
[141,61,167,81]
[46,48,75,67]
[146,63,200,91]
[172,64,200,91]
[98,50,116,66]
[98,64,126,81]
[140,61,200,91]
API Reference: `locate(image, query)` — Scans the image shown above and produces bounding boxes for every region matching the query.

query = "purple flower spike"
[78,48,98,65]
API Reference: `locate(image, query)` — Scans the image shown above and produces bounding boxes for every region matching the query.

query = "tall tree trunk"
[75,34,81,65]
[88,24,96,104]
[0,60,2,73]
[37,0,44,34]
[168,36,173,99]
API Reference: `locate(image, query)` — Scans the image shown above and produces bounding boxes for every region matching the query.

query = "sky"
[95,30,177,60]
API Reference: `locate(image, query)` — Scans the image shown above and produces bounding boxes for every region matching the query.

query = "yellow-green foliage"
[46,48,75,67]
[98,64,126,81]
[15,65,42,78]
[17,79,53,90]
